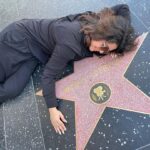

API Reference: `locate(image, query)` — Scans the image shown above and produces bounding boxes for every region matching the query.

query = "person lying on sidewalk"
[0,4,136,135]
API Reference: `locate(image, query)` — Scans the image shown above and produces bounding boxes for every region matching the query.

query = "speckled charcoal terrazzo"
[3,79,45,150]
[125,33,150,98]
[85,107,150,150]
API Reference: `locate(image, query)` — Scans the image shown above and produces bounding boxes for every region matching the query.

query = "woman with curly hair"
[0,4,136,134]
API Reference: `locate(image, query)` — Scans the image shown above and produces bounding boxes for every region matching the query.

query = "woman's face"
[89,39,118,54]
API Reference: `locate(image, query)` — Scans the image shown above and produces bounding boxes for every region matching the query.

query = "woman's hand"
[49,107,67,135]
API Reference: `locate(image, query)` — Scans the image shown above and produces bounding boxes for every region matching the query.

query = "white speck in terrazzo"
[90,141,95,145]
[103,133,106,138]
[131,139,134,142]
[101,117,103,119]
[107,140,110,144]
[122,131,127,135]
[133,128,139,135]
[34,124,37,127]
[108,124,111,127]
[121,114,124,117]
[118,138,121,142]
[112,116,116,119]
[142,51,146,54]
[116,119,119,123]
[125,116,133,122]
[121,141,127,146]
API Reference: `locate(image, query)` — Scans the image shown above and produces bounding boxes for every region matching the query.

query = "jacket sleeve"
[41,44,76,108]
[59,11,92,22]
[111,4,131,22]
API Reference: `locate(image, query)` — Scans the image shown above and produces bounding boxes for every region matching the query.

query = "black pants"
[0,22,41,103]
[0,58,38,103]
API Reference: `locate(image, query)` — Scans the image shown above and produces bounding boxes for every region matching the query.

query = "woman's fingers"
[51,121,65,135]
[52,120,67,135]
[53,123,62,135]
[55,127,61,135]
[57,121,66,134]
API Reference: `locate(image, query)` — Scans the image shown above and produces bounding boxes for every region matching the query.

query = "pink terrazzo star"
[55,33,150,150]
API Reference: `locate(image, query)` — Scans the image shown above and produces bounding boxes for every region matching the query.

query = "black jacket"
[4,4,131,108]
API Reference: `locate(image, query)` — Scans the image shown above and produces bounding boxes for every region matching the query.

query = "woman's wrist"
[49,107,57,112]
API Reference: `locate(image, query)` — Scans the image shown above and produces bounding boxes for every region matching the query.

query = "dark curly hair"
[77,7,137,55]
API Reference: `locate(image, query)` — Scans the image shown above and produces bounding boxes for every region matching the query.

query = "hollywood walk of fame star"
[36,33,150,150]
